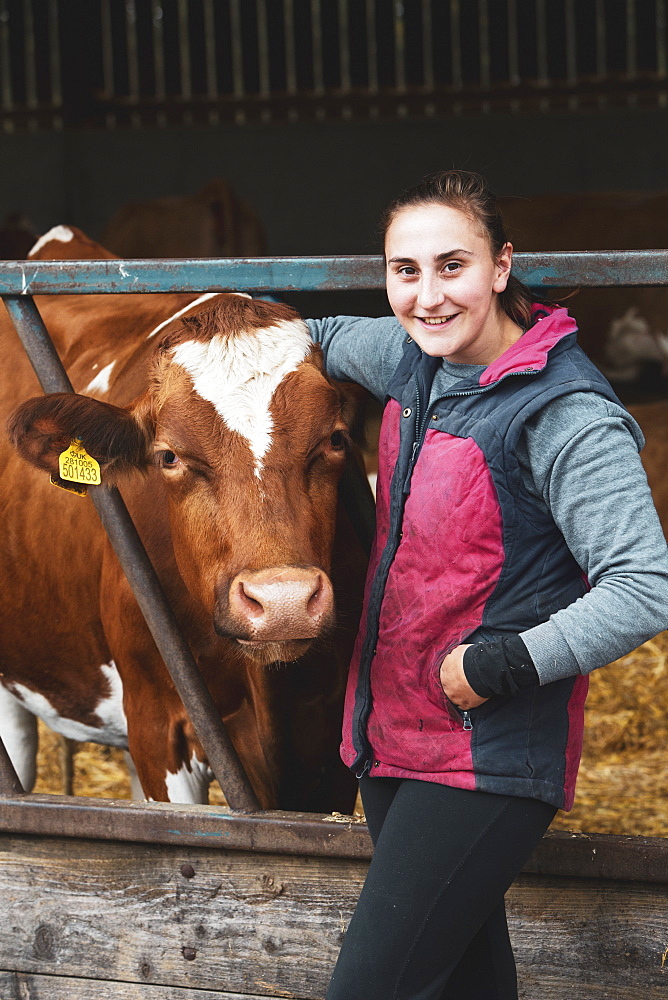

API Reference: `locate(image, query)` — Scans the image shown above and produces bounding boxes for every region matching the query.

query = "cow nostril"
[237,582,264,616]
[306,576,325,616]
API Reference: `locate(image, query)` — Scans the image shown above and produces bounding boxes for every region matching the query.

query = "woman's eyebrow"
[387,248,474,264]
[435,249,474,261]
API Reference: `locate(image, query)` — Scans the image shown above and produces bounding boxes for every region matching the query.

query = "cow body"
[0,226,364,810]
[101,178,266,259]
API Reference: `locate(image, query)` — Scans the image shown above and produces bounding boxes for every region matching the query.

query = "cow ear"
[335,380,372,447]
[7,392,152,482]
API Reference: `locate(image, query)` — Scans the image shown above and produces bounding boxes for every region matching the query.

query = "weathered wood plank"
[1,834,666,1000]
[0,971,271,1000]
[508,875,668,999]
[1,795,666,884]
[0,834,360,998]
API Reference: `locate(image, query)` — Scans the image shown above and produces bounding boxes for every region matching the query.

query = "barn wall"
[2,106,668,258]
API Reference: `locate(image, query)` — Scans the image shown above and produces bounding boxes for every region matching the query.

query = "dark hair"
[380,169,534,330]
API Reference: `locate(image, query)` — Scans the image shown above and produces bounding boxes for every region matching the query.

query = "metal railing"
[0,248,667,812]
[1,0,667,131]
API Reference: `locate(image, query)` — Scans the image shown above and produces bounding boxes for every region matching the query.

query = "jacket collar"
[478,304,578,387]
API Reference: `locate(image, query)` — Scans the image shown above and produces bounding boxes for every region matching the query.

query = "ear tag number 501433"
[55,439,102,495]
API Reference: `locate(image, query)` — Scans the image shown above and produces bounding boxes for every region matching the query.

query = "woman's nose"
[416,277,445,311]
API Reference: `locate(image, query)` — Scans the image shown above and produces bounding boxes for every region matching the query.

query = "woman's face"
[384,202,521,364]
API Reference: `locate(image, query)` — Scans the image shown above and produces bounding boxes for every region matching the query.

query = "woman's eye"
[444,261,461,273]
[330,431,345,451]
[398,266,418,276]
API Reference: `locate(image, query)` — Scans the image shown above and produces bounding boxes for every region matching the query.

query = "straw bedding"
[33,634,668,837]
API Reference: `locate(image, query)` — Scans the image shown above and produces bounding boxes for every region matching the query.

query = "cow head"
[9,296,362,666]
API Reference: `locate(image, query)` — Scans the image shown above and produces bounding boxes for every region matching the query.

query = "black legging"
[326,777,556,1000]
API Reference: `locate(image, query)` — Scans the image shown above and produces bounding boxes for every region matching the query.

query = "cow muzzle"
[221,566,335,651]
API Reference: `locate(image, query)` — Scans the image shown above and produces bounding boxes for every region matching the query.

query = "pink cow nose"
[228,566,334,641]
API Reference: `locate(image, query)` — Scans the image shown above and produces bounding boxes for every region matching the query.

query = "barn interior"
[1,0,667,838]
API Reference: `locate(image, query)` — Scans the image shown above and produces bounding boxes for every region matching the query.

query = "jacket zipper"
[352,366,539,770]
[402,367,540,491]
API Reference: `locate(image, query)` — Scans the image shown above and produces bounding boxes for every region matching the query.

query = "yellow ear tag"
[58,439,102,487]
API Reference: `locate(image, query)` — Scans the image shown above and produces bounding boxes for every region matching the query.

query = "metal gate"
[1,0,668,131]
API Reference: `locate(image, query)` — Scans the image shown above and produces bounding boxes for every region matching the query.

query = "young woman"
[306,170,668,1000]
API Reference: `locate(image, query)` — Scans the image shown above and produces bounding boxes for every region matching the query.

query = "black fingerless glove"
[463,635,539,698]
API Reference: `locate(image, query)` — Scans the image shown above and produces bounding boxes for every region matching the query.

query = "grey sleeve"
[518,393,668,684]
[306,316,407,401]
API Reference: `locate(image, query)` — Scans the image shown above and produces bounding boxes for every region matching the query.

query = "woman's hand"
[439,645,489,710]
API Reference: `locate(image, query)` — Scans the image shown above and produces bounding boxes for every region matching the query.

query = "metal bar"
[100,0,114,97]
[535,0,548,87]
[151,0,166,102]
[125,0,140,105]
[202,0,218,122]
[22,0,37,109]
[478,0,490,91]
[47,0,63,121]
[0,735,24,795]
[393,0,405,93]
[229,0,244,101]
[338,0,351,92]
[0,793,667,884]
[257,0,270,97]
[449,0,462,89]
[507,0,520,87]
[284,0,297,94]
[203,0,217,97]
[2,295,260,813]
[311,0,324,94]
[177,0,191,101]
[421,0,433,90]
[564,0,577,86]
[366,0,378,93]
[626,0,637,79]
[595,0,607,79]
[3,251,668,296]
[0,0,13,113]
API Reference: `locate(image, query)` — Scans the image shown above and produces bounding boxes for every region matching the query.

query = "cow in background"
[1,225,366,811]
[499,191,668,382]
[0,212,38,260]
[101,178,266,259]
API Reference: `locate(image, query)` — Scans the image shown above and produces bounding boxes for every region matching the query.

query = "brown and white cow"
[0,225,366,811]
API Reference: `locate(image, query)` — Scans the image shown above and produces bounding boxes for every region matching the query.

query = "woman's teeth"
[421,315,456,325]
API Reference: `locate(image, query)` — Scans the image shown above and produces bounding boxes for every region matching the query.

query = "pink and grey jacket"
[341,306,623,810]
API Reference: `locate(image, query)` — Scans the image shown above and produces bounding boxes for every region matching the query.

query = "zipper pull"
[462,711,473,732]
[355,759,371,779]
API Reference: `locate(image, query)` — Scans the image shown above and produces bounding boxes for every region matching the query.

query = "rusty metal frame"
[0,251,667,867]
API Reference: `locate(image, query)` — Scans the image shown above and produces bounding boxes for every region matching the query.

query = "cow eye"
[159,449,180,469]
[330,430,345,451]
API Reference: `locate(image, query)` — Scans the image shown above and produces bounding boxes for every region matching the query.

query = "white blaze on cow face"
[170,319,313,478]
[28,225,75,257]
[85,359,116,395]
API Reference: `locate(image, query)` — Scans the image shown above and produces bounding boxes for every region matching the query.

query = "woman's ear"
[493,242,513,294]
